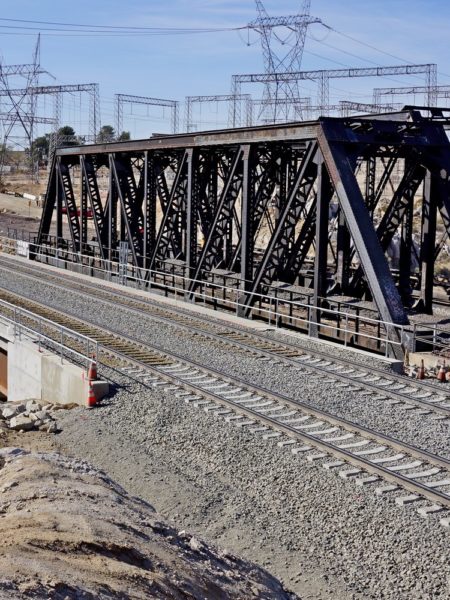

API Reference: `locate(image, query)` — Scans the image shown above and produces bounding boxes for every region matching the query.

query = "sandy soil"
[0,426,297,600]
[0,193,44,240]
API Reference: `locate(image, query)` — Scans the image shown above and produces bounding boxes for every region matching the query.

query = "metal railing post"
[307,304,311,336]
[344,312,349,347]
[39,317,42,352]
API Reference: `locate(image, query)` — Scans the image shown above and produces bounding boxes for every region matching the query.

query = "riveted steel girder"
[37,109,450,355]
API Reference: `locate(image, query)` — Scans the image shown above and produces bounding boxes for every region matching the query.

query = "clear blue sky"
[1,0,449,138]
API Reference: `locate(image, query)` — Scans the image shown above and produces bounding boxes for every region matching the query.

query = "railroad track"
[0,255,450,419]
[0,286,450,526]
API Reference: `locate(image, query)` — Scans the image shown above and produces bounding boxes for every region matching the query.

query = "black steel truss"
[37,108,450,356]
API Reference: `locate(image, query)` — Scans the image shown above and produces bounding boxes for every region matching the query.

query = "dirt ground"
[0,426,297,599]
[0,192,65,241]
[0,193,44,239]
[0,426,57,455]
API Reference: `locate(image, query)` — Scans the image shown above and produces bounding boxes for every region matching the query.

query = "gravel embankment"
[1,265,450,598]
[51,368,450,600]
[1,267,449,459]
[0,447,297,599]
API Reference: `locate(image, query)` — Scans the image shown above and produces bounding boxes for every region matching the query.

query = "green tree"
[57,126,78,147]
[98,125,115,143]
[58,125,76,137]
[31,135,49,155]
[30,135,50,163]
[117,131,131,141]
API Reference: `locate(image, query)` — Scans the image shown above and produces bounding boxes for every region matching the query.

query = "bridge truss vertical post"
[107,154,116,264]
[80,156,88,248]
[56,158,62,242]
[417,171,437,313]
[398,169,415,305]
[334,209,351,294]
[238,145,254,317]
[185,148,197,283]
[309,152,332,336]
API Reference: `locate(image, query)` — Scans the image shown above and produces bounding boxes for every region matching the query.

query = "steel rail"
[0,286,449,512]
[0,286,447,468]
[0,257,449,415]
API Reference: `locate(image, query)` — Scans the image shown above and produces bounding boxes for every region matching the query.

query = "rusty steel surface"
[36,108,450,359]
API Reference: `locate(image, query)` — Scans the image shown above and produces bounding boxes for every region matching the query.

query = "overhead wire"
[3,10,447,139]
[323,23,450,81]
[0,17,245,35]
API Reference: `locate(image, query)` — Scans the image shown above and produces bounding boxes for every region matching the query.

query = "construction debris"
[0,399,59,433]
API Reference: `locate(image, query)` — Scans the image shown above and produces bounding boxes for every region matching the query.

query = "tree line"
[31,125,131,162]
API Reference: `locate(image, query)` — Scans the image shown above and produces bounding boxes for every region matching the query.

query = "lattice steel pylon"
[248,1,321,123]
[0,35,44,181]
[115,94,179,136]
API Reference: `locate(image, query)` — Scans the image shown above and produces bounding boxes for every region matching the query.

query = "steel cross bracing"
[0,83,100,135]
[37,108,450,358]
[248,0,321,122]
[0,64,48,78]
[115,94,179,135]
[249,96,313,124]
[0,83,100,157]
[185,94,253,131]
[339,101,401,116]
[231,63,437,122]
[373,85,450,106]
[0,114,56,125]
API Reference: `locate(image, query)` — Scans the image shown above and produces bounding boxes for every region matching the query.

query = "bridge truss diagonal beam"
[319,123,407,318]
[37,109,450,359]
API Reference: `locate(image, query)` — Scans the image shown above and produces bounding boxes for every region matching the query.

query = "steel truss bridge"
[37,107,450,358]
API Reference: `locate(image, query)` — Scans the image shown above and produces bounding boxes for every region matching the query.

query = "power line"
[0,17,244,34]
[323,25,412,65]
[324,24,450,81]
[0,30,239,38]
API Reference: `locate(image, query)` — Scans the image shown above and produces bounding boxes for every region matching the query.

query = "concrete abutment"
[0,321,108,406]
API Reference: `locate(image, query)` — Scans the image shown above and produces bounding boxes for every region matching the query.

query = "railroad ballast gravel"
[1,266,449,459]
[53,370,450,600]
[1,265,450,598]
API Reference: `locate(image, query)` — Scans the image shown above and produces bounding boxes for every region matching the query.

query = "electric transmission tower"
[0,34,45,182]
[248,0,320,123]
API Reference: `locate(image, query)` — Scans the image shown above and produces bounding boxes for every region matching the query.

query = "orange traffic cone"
[417,359,425,380]
[87,355,97,381]
[437,362,447,383]
[86,380,96,408]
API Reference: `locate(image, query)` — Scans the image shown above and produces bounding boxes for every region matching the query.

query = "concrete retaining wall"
[0,322,108,406]
[41,354,86,406]
[8,339,42,402]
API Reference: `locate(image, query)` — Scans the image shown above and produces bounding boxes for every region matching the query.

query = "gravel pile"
[0,399,59,433]
[52,370,450,600]
[0,447,297,599]
[1,267,449,459]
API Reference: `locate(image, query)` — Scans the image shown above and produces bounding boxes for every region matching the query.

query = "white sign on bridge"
[16,240,29,259]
